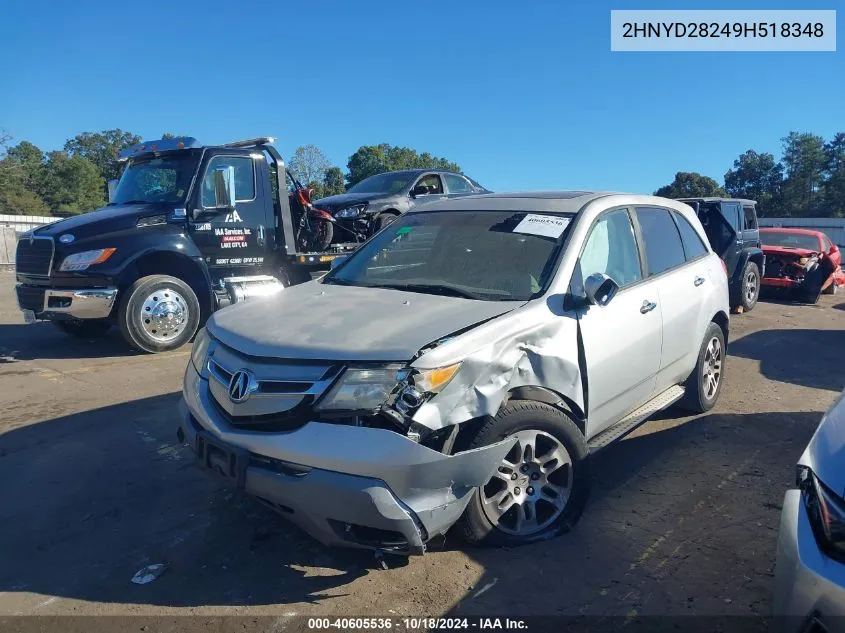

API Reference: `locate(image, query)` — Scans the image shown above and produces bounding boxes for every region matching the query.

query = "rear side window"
[444,173,473,194]
[743,206,758,229]
[636,207,687,276]
[721,202,742,232]
[672,211,708,260]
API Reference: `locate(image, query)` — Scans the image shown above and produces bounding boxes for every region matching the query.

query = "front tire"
[52,319,111,338]
[118,275,200,353]
[739,261,760,312]
[455,401,589,547]
[679,322,726,414]
[373,212,399,235]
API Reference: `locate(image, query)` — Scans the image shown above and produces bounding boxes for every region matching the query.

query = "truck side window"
[579,209,642,288]
[201,156,256,207]
[721,203,742,232]
[743,206,757,230]
[672,211,708,260]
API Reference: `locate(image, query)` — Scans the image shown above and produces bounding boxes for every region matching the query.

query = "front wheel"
[52,319,111,338]
[118,275,200,353]
[455,401,589,547]
[739,261,760,312]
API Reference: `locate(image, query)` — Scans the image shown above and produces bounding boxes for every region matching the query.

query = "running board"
[587,385,685,453]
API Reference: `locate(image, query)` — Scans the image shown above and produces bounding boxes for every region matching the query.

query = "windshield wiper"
[370,283,485,300]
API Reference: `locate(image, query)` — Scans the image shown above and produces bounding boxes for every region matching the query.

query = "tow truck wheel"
[52,319,111,338]
[118,275,200,353]
[455,401,589,547]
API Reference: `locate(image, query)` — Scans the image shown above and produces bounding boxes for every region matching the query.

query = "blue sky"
[1,0,841,193]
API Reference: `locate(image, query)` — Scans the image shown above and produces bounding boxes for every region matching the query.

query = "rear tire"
[455,401,589,547]
[678,322,726,414]
[118,275,200,353]
[739,261,760,312]
[52,319,111,338]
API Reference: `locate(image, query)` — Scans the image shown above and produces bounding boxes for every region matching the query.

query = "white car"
[774,390,845,631]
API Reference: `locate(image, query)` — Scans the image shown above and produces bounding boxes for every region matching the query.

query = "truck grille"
[16,285,46,312]
[206,343,341,431]
[15,236,54,277]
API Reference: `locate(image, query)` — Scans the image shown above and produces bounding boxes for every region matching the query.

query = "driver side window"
[414,174,443,195]
[201,156,256,207]
[579,209,642,288]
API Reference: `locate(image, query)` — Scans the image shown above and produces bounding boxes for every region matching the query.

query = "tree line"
[0,128,461,217]
[655,131,845,217]
[2,126,841,218]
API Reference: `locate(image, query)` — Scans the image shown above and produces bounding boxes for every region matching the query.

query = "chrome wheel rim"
[745,271,758,303]
[702,336,722,400]
[140,288,188,342]
[480,430,573,536]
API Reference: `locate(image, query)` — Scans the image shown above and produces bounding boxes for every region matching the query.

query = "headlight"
[59,248,117,271]
[799,466,845,558]
[190,327,210,372]
[411,363,462,393]
[336,204,367,218]
[315,364,406,412]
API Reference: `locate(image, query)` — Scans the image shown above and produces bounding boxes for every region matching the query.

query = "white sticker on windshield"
[513,214,570,239]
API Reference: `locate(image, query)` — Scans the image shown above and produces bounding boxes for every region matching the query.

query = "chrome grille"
[15,236,54,277]
[206,344,340,427]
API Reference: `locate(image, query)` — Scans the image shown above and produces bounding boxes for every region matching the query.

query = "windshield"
[346,172,414,195]
[761,232,821,251]
[112,153,199,205]
[323,210,572,301]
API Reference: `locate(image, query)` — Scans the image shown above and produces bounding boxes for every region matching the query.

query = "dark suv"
[678,198,765,312]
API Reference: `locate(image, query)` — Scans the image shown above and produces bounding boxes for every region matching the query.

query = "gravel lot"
[0,268,843,620]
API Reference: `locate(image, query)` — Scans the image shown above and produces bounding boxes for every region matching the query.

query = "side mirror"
[410,184,429,198]
[213,166,236,209]
[584,273,619,307]
[330,255,348,270]
[107,179,119,203]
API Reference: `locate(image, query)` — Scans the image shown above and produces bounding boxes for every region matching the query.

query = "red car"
[760,228,843,302]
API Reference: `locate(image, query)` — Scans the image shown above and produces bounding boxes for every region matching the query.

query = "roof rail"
[221,136,276,149]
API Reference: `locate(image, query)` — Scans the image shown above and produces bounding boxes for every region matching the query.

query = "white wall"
[0,214,59,235]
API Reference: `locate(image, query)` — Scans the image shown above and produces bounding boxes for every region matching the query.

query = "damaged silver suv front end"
[179,326,519,554]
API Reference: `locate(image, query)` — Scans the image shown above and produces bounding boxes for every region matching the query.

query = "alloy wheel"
[140,288,189,342]
[702,336,722,400]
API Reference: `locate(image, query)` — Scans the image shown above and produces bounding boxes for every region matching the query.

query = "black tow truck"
[14,136,361,352]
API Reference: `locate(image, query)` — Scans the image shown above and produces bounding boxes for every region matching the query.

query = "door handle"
[694,276,705,287]
[640,300,657,314]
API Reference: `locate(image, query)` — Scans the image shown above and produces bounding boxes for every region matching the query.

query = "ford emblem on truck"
[59,234,75,244]
[227,370,255,403]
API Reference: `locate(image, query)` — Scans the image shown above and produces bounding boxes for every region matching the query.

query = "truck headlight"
[336,204,367,218]
[315,364,406,412]
[59,248,117,271]
[799,466,845,559]
[190,327,210,373]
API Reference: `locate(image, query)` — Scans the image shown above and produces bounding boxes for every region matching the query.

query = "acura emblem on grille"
[228,369,255,403]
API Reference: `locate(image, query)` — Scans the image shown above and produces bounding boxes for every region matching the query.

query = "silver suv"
[178,191,730,554]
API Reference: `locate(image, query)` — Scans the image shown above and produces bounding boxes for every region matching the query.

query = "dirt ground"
[0,267,843,621]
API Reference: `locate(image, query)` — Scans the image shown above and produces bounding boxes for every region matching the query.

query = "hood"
[207,281,523,362]
[35,203,173,239]
[314,192,394,209]
[762,245,819,258]
[800,390,845,497]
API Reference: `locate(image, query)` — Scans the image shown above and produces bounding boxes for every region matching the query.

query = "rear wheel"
[118,275,200,353]
[455,401,589,547]
[52,319,111,338]
[739,261,760,312]
[679,322,725,414]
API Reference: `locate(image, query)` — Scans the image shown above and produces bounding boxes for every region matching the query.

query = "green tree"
[0,138,51,216]
[780,132,827,217]
[346,143,461,187]
[321,166,346,197]
[63,129,141,182]
[723,150,783,217]
[42,151,105,215]
[654,172,726,199]
[288,144,332,189]
[821,132,845,218]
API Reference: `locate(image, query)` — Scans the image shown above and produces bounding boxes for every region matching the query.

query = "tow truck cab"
[14,136,359,353]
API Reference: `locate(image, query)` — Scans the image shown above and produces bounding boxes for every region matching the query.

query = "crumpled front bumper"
[178,361,514,554]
